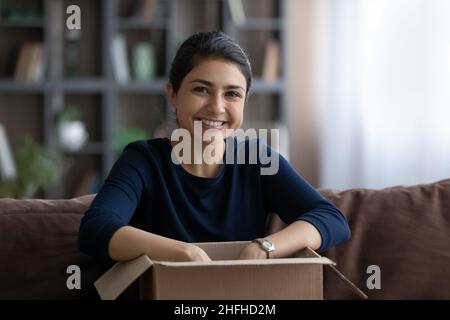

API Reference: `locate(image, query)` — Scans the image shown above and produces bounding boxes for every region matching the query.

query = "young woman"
[78,31,350,263]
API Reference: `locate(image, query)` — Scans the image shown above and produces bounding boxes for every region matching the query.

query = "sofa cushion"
[321,178,450,299]
[0,195,111,299]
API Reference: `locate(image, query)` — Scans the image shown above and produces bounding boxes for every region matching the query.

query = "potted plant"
[54,105,89,152]
[0,136,67,199]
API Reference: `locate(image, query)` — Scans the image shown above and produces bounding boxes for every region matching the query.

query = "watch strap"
[252,238,273,259]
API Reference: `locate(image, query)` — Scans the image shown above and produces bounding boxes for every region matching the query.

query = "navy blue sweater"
[78,138,350,259]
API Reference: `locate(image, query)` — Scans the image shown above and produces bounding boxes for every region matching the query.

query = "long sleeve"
[259,144,351,253]
[78,143,152,259]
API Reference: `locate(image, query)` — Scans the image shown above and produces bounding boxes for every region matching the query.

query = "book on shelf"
[27,42,43,81]
[132,42,156,81]
[139,0,160,22]
[14,42,31,81]
[14,42,45,82]
[35,44,47,81]
[111,34,130,83]
[227,0,246,26]
[0,123,17,180]
[262,39,280,82]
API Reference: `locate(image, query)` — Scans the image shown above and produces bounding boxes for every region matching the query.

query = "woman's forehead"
[185,59,246,86]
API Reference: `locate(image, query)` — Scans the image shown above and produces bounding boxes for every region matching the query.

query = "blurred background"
[0,0,448,199]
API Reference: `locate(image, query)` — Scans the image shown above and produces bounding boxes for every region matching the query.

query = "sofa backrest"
[0,195,110,299]
[320,179,450,299]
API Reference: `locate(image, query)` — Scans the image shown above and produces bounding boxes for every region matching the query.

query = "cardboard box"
[94,241,367,300]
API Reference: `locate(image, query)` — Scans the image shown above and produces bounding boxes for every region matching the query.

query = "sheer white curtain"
[319,0,450,189]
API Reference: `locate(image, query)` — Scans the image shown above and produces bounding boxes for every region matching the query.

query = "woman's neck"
[170,138,226,178]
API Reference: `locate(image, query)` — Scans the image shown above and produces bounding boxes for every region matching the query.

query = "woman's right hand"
[107,225,213,262]
[178,243,212,262]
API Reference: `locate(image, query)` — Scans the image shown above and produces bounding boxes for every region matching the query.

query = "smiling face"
[167,58,247,144]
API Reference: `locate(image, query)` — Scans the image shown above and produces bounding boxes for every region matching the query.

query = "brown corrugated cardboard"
[94,241,367,300]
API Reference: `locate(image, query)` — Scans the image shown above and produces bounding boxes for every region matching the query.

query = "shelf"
[0,79,107,93]
[117,18,167,30]
[116,79,168,93]
[0,80,45,92]
[63,142,104,155]
[0,18,44,28]
[229,18,284,30]
[50,79,107,92]
[251,79,285,93]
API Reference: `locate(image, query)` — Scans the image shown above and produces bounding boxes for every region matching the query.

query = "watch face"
[262,240,272,250]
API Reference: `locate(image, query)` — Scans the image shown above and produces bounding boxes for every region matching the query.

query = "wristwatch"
[252,238,275,259]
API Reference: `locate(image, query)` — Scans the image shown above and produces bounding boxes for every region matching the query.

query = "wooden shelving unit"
[0,0,286,198]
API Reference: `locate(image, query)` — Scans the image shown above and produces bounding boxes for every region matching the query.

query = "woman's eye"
[194,87,208,94]
[226,91,241,98]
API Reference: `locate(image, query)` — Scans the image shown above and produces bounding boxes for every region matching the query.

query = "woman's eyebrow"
[190,79,245,91]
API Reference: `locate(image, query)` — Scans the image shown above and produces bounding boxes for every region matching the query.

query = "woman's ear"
[166,83,177,107]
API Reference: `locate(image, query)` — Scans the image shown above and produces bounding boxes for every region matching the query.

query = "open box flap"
[301,247,368,299]
[326,264,368,299]
[94,254,153,300]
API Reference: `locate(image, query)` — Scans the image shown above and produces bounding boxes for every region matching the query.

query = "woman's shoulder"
[231,137,277,159]
[124,137,168,152]
[121,137,171,163]
[229,137,286,176]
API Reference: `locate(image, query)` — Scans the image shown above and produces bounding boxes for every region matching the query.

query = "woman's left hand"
[237,242,268,260]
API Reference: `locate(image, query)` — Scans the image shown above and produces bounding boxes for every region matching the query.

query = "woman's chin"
[203,132,226,145]
[202,126,228,142]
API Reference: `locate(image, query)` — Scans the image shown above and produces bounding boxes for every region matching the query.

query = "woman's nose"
[206,93,226,114]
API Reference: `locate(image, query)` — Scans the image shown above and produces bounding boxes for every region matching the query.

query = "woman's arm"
[79,142,211,262]
[238,220,321,259]
[78,144,148,258]
[108,226,211,262]
[239,140,351,259]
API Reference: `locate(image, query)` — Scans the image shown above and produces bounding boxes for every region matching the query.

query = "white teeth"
[201,119,224,127]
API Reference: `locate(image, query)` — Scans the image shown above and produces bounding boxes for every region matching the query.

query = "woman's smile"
[195,118,228,129]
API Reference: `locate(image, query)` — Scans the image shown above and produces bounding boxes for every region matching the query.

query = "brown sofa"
[1,179,449,299]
